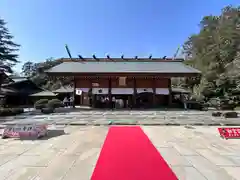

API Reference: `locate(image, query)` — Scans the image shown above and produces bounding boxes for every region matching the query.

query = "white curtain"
[137,88,153,93]
[111,88,134,95]
[155,88,169,95]
[92,88,109,94]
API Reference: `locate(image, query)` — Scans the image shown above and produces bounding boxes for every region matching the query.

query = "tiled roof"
[0,87,17,95]
[53,86,73,93]
[2,77,29,86]
[47,61,201,74]
[29,90,56,97]
[12,77,28,83]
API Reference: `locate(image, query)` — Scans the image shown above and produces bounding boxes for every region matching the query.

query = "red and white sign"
[2,124,48,139]
[218,127,240,139]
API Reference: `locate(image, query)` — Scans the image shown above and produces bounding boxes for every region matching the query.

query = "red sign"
[2,124,47,139]
[218,128,240,139]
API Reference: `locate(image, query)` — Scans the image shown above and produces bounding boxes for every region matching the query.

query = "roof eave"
[46,72,201,77]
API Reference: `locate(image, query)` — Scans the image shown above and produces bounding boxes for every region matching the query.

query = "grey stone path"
[0,126,239,180]
[1,110,240,126]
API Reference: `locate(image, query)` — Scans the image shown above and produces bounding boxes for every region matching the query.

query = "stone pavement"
[1,110,240,126]
[0,126,240,180]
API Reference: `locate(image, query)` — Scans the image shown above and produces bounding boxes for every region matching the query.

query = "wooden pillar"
[168,78,172,106]
[73,76,76,108]
[133,77,137,108]
[89,77,94,107]
[77,78,82,105]
[108,77,112,109]
[152,77,156,108]
[80,92,83,105]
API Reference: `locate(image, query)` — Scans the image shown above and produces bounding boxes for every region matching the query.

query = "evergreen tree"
[183,5,240,101]
[0,17,20,73]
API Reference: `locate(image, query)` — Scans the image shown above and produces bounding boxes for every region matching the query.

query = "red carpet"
[91,126,178,180]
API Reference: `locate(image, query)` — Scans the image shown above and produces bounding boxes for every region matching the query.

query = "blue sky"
[0,0,239,71]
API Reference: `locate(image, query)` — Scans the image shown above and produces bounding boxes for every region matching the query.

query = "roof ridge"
[55,57,184,63]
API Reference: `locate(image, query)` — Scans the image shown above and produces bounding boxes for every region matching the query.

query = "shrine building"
[47,56,201,109]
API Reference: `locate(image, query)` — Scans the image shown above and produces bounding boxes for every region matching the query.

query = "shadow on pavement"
[18,129,66,141]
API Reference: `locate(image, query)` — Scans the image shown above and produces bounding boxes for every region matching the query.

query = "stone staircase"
[1,110,240,126]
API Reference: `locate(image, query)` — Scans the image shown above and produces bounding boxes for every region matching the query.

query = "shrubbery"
[0,108,24,116]
[34,99,49,109]
[224,112,238,118]
[212,112,222,117]
[41,107,55,114]
[34,98,63,114]
[47,99,63,109]
[208,97,237,110]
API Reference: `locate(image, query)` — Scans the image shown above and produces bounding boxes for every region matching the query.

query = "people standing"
[69,96,74,107]
[119,99,124,108]
[63,96,69,107]
[112,96,116,109]
[181,94,188,110]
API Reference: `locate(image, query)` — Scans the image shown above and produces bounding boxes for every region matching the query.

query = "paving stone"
[195,149,236,166]
[0,157,23,180]
[187,140,211,149]
[2,110,240,125]
[5,167,42,180]
[62,137,103,156]
[208,143,240,156]
[34,155,77,180]
[0,169,13,180]
[226,156,240,166]
[157,147,191,166]
[170,143,199,156]
[186,155,234,180]
[63,127,106,156]
[171,166,207,180]
[222,167,240,180]
[15,152,60,167]
[63,162,95,180]
[143,127,185,147]
[23,143,55,156]
[50,137,76,150]
[66,120,89,125]
[74,148,101,167]
[0,154,17,166]
[0,144,31,155]
[0,126,239,179]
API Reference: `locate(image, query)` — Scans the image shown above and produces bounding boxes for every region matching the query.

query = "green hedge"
[41,107,55,114]
[224,112,238,118]
[0,108,24,116]
[34,98,63,111]
[34,99,49,109]
[47,99,63,109]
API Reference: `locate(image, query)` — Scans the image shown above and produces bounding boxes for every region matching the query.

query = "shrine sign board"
[75,88,82,95]
[1,124,48,139]
[218,127,240,139]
